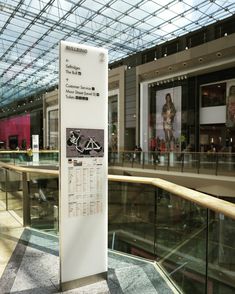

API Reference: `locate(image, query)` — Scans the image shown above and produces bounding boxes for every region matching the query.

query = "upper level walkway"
[109,151,235,198]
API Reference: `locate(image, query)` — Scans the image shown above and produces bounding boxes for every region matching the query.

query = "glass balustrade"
[108,180,235,294]
[108,151,235,176]
[0,167,7,209]
[208,213,235,294]
[28,173,59,234]
[0,159,234,293]
[0,151,59,166]
[5,169,23,221]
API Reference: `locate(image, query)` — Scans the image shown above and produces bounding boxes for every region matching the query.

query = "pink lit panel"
[0,114,31,149]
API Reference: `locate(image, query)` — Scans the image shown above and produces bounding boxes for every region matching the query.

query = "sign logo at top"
[66,45,88,54]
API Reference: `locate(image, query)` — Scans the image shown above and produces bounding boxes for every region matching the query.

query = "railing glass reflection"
[109,151,235,176]
[1,158,235,293]
[108,180,235,294]
[28,173,59,234]
[0,151,59,166]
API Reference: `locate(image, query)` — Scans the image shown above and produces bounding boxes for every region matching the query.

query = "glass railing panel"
[156,189,207,293]
[208,212,235,293]
[181,152,199,173]
[108,151,119,166]
[122,151,134,167]
[108,181,156,260]
[38,151,59,165]
[141,151,166,170]
[199,153,217,175]
[132,151,144,168]
[114,152,123,166]
[156,152,169,170]
[0,151,59,166]
[0,167,7,209]
[0,151,27,164]
[167,152,183,172]
[28,173,59,235]
[7,169,23,220]
[143,151,155,170]
[217,153,235,176]
[108,151,235,177]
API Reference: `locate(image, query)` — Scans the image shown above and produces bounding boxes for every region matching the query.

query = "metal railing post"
[22,172,31,227]
[197,153,201,174]
[181,153,184,172]
[142,152,145,169]
[205,208,209,294]
[167,152,170,171]
[215,153,219,176]
[5,169,8,211]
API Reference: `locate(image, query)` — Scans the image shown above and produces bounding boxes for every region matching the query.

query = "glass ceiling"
[0,0,235,106]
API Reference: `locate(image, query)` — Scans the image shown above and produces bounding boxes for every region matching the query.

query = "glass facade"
[146,68,235,154]
[201,82,226,107]
[148,78,196,152]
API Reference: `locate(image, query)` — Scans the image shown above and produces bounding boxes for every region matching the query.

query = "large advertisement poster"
[226,80,235,128]
[156,86,181,150]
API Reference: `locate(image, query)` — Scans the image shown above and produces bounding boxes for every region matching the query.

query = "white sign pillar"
[32,134,39,163]
[59,41,108,290]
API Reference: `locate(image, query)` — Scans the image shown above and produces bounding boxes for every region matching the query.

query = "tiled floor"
[0,201,24,278]
[0,209,177,294]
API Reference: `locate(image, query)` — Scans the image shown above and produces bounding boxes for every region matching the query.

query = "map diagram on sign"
[66,128,104,157]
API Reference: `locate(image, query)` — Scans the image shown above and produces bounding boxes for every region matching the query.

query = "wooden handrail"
[108,175,235,221]
[0,150,234,155]
[0,162,59,176]
[0,150,59,154]
[1,161,235,220]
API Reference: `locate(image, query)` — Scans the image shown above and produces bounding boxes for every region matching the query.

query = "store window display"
[108,95,118,152]
[162,93,176,150]
[227,85,235,127]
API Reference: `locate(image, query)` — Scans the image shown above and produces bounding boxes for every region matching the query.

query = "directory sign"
[32,134,39,162]
[59,41,108,289]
